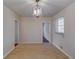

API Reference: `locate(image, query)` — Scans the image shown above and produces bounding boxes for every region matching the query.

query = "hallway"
[5,43,69,59]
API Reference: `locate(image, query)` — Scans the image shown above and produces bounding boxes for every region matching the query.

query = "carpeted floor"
[5,43,69,59]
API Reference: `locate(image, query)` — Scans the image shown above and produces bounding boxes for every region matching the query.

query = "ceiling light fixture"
[33,0,42,17]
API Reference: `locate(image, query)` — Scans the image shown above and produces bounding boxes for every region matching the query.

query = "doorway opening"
[15,20,19,47]
[42,22,49,43]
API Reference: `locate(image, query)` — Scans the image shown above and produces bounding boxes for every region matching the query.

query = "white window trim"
[55,17,64,35]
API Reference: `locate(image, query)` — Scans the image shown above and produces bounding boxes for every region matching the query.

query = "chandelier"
[33,0,42,17]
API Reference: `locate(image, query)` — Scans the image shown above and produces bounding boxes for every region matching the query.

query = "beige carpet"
[5,43,69,59]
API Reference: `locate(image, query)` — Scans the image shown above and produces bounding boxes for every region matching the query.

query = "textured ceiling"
[3,0,74,17]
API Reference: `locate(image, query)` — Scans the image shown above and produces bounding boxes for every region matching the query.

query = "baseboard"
[18,42,42,44]
[3,47,15,58]
[52,43,73,59]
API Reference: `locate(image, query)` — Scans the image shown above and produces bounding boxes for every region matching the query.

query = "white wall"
[19,17,52,43]
[3,5,19,57]
[51,3,75,59]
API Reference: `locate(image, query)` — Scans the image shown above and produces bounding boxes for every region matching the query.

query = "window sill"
[55,32,64,36]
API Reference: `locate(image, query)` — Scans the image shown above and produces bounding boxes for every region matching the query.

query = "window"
[56,17,64,34]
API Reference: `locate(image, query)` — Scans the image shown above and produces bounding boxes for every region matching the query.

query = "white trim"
[52,43,73,59]
[17,20,19,43]
[3,47,15,58]
[18,42,42,44]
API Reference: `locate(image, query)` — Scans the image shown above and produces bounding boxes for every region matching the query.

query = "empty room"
[3,0,75,59]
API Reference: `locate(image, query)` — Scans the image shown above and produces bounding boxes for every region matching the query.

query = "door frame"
[15,20,20,44]
[42,21,51,43]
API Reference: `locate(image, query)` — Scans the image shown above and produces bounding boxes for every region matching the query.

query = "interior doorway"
[42,22,49,43]
[15,20,19,47]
